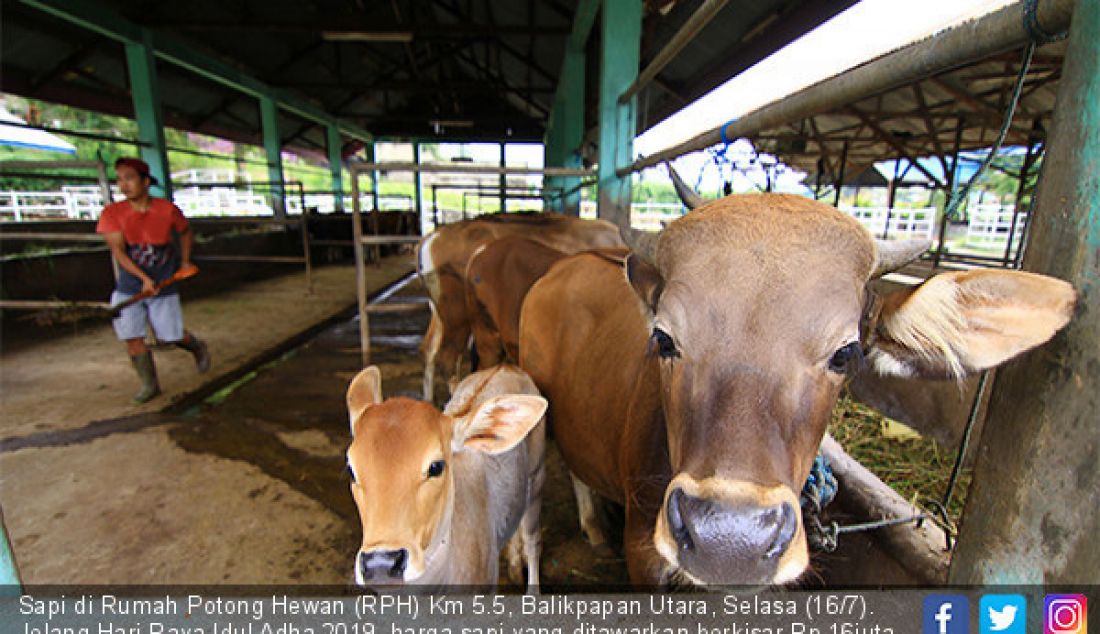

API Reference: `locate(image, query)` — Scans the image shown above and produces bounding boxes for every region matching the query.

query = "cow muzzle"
[355,548,410,586]
[655,477,807,585]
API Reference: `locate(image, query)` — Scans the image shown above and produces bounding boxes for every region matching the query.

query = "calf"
[346,364,547,588]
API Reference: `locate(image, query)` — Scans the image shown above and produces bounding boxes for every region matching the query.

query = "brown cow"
[519,191,1075,586]
[417,213,623,401]
[346,364,547,588]
[464,237,632,369]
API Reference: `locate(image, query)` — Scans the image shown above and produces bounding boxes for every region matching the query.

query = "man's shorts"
[110,291,184,342]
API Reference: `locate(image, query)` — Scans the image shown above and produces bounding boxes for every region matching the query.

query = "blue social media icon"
[925,595,970,634]
[981,595,1027,634]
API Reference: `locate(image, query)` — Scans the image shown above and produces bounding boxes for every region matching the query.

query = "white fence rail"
[0,187,417,221]
[840,206,937,240]
[966,204,1026,249]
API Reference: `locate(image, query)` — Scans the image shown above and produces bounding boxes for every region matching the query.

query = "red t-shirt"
[96,198,190,294]
[96,198,188,245]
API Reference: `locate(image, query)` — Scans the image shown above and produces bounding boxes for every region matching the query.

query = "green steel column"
[949,0,1100,584]
[543,105,563,211]
[560,48,586,215]
[326,125,343,210]
[260,95,285,218]
[124,33,171,198]
[597,0,640,227]
[546,45,586,215]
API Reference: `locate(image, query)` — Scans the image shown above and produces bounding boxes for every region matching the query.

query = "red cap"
[114,157,159,186]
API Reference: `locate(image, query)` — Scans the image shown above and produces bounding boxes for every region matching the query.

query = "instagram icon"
[1045,595,1087,634]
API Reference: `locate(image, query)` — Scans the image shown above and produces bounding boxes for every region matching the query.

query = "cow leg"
[422,308,443,402]
[570,475,612,556]
[520,431,546,592]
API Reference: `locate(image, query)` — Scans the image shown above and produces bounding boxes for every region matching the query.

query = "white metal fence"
[966,204,1026,250]
[0,186,416,221]
[840,206,937,240]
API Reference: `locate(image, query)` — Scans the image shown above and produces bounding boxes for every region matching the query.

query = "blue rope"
[800,452,838,513]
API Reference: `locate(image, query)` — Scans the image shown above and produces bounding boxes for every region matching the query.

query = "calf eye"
[828,342,863,374]
[652,328,680,359]
[427,460,446,478]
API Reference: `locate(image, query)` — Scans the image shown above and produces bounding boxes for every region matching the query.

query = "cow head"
[618,171,1075,586]
[345,366,546,585]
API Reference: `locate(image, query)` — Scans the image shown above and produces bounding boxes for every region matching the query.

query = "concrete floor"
[0,260,626,586]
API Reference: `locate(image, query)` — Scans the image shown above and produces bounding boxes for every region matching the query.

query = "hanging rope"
[943,42,1035,221]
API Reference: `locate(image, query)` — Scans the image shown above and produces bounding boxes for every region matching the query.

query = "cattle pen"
[1,0,1096,601]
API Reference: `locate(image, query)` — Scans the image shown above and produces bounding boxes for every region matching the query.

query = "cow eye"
[346,463,356,482]
[652,327,680,359]
[828,342,863,374]
[427,460,446,478]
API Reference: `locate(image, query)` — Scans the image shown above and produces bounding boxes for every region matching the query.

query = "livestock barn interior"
[0,0,1097,590]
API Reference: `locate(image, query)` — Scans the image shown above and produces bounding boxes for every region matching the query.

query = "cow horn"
[667,162,705,210]
[620,227,659,265]
[872,239,932,278]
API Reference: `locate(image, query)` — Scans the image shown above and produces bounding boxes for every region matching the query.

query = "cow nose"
[358,548,408,580]
[666,487,798,583]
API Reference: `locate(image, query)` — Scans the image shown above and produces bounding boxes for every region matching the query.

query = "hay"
[829,395,971,526]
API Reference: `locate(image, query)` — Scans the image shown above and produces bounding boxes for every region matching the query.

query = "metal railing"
[840,206,937,241]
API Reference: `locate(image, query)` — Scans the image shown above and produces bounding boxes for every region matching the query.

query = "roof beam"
[20,0,374,142]
[847,106,945,187]
[144,20,569,37]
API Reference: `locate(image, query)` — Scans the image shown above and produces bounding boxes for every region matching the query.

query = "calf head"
[345,366,546,585]
[622,192,1075,586]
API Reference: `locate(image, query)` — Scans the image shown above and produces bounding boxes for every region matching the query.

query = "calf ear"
[347,366,383,433]
[453,395,547,455]
[868,270,1075,379]
[625,253,665,316]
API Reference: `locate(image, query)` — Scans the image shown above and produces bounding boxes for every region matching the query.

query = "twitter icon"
[982,595,1027,634]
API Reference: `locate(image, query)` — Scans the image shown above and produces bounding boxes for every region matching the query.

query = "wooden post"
[350,168,370,367]
[948,0,1100,584]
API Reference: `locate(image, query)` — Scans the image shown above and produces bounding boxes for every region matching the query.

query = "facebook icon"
[924,595,970,634]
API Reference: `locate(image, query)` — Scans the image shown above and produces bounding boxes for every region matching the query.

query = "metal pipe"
[349,162,593,177]
[0,233,105,242]
[0,160,108,171]
[621,0,1073,175]
[192,255,305,263]
[619,0,730,104]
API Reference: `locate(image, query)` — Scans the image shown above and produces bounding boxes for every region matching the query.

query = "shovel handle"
[109,265,200,315]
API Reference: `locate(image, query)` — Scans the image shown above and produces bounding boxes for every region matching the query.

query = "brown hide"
[520,192,1074,587]
[464,237,569,368]
[418,213,624,399]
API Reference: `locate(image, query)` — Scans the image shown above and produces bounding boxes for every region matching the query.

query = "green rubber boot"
[177,334,211,373]
[129,351,161,403]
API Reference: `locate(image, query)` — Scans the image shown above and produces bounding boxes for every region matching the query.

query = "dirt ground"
[0,261,627,586]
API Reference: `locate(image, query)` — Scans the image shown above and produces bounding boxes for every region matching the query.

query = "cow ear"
[347,366,383,434]
[867,270,1075,379]
[625,253,664,315]
[452,395,547,455]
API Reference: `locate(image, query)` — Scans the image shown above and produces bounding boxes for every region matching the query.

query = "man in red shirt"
[96,158,210,403]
